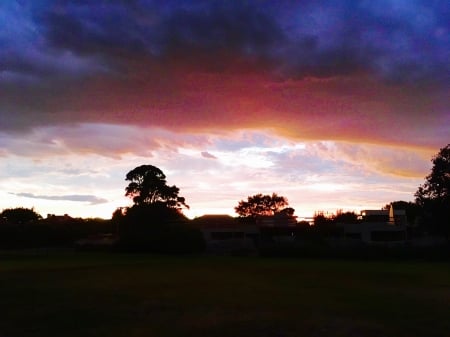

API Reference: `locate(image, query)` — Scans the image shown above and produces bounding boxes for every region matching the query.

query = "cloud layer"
[14,1,449,82]
[12,192,108,205]
[0,126,432,218]
[1,1,448,149]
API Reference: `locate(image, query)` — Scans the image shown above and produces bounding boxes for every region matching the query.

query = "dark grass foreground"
[0,253,449,337]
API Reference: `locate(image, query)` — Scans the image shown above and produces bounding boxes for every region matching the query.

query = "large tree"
[119,165,202,253]
[235,193,290,218]
[415,144,450,236]
[125,165,188,209]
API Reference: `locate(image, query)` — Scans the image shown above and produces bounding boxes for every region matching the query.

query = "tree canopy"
[117,165,203,253]
[313,210,358,226]
[415,144,450,205]
[0,207,42,224]
[415,144,450,235]
[235,193,290,217]
[125,165,188,209]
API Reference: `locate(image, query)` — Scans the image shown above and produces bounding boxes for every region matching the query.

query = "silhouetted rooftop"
[191,214,239,228]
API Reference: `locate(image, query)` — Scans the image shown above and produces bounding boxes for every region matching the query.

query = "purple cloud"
[201,151,217,159]
[12,192,108,205]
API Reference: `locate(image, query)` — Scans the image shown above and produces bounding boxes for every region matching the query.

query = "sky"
[0,0,449,220]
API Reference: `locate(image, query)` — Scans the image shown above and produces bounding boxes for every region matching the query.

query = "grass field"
[0,252,449,337]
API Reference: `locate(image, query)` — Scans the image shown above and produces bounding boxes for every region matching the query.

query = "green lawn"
[0,253,449,337]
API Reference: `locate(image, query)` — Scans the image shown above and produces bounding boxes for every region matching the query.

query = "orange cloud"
[75,61,447,150]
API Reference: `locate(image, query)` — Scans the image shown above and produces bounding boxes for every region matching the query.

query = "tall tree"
[415,144,450,204]
[235,193,289,217]
[125,165,188,209]
[415,144,450,236]
[119,166,202,253]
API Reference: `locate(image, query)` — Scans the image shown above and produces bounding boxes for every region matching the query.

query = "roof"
[361,210,388,216]
[191,214,239,228]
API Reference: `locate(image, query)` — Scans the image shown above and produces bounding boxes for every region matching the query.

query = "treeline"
[0,208,113,249]
[1,205,450,260]
[0,206,204,253]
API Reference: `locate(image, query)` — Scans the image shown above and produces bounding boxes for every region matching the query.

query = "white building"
[341,205,407,245]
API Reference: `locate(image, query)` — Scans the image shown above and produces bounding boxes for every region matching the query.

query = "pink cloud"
[2,56,448,152]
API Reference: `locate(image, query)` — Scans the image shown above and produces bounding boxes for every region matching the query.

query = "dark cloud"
[277,1,449,82]
[36,0,283,78]
[32,0,448,82]
[12,192,108,205]
[2,0,448,83]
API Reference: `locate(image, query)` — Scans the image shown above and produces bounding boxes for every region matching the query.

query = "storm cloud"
[21,0,450,82]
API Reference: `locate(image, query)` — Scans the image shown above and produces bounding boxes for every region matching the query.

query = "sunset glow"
[1,1,448,219]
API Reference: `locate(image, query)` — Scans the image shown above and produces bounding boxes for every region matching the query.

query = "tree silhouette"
[125,165,188,209]
[415,144,450,205]
[313,211,333,226]
[117,165,203,253]
[0,207,42,224]
[415,144,450,236]
[333,210,358,224]
[235,193,289,217]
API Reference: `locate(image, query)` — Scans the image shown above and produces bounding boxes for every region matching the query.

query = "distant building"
[257,212,299,243]
[46,214,73,222]
[340,205,407,245]
[360,210,389,223]
[256,212,297,227]
[359,208,407,225]
[191,215,258,255]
